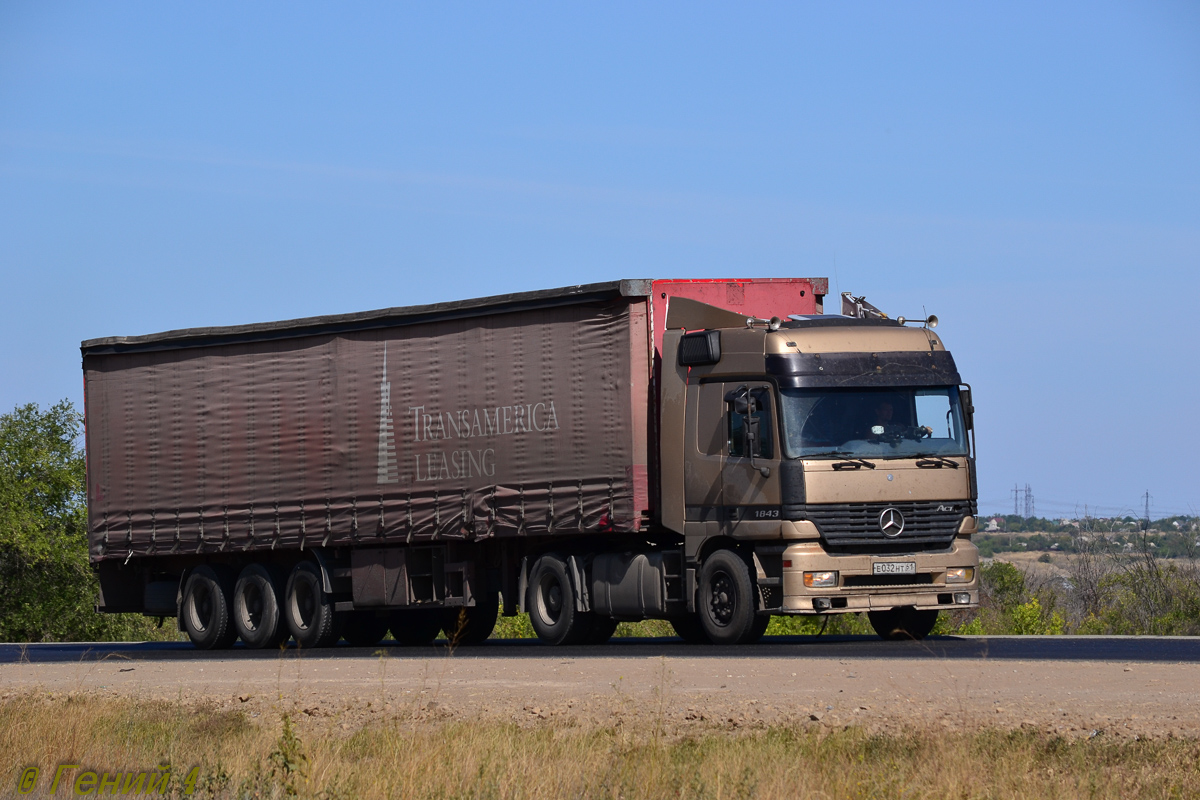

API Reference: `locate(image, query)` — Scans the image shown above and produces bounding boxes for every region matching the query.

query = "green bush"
[1008,597,1065,635]
[938,560,1063,636]
[1082,560,1200,636]
[0,401,175,642]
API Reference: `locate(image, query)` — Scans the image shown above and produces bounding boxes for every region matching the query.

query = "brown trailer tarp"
[83,283,652,562]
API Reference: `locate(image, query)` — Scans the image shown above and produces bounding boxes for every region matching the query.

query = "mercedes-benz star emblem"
[879,507,905,538]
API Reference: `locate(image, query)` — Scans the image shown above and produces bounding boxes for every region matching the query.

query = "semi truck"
[82,278,979,649]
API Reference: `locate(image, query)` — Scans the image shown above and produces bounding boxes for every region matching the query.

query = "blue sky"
[1,2,1197,518]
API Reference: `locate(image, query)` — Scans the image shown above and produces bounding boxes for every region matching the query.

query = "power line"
[1008,483,1035,519]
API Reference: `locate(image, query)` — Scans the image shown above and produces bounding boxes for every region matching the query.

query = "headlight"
[945,567,974,584]
[803,571,838,588]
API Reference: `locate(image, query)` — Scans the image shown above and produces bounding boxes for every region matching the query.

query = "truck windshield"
[779,386,968,460]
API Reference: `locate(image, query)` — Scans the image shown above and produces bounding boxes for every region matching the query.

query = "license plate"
[873,562,916,575]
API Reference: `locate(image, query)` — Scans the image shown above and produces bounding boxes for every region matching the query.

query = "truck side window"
[728,388,773,459]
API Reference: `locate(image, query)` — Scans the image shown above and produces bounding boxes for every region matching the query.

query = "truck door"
[722,383,781,533]
[684,381,728,522]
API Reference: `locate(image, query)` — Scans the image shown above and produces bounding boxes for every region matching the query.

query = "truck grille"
[804,501,967,552]
[842,574,935,588]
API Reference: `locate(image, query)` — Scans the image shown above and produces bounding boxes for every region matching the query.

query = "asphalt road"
[4,635,1200,664]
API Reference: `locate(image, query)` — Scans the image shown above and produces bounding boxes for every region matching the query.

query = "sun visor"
[664,296,749,331]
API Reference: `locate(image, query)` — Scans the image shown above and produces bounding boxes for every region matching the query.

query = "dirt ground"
[4,648,1198,741]
[991,550,1074,583]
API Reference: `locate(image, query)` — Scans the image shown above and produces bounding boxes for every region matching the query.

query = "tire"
[389,609,444,646]
[868,607,939,641]
[669,615,710,644]
[182,565,238,650]
[747,613,770,643]
[581,615,618,645]
[443,590,500,646]
[698,550,759,645]
[527,554,589,645]
[284,561,342,649]
[232,563,288,649]
[342,611,392,647]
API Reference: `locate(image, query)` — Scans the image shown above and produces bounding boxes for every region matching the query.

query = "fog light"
[803,571,838,588]
[945,567,974,584]
[954,592,971,604]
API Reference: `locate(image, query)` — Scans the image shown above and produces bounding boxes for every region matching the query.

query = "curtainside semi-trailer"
[82,278,979,649]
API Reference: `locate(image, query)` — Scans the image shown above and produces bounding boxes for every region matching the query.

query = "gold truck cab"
[662,302,979,641]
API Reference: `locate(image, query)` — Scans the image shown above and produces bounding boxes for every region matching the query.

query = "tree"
[0,401,168,642]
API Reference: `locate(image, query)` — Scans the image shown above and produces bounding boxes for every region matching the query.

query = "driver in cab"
[863,398,931,441]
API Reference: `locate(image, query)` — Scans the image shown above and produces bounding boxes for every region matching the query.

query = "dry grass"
[2,692,1199,799]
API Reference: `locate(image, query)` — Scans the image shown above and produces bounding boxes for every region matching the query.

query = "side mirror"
[728,392,759,416]
[726,386,771,476]
[959,387,974,431]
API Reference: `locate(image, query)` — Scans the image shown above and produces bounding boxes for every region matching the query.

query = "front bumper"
[778,537,980,613]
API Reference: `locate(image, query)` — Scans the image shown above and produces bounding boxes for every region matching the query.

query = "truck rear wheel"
[232,563,288,649]
[669,615,709,644]
[527,554,589,645]
[581,615,618,645]
[868,607,938,641]
[443,590,500,646]
[182,565,238,650]
[389,609,444,645]
[698,550,759,645]
[342,611,392,647]
[284,561,342,648]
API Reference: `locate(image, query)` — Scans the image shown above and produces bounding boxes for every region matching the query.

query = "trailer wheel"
[669,615,709,644]
[182,565,238,650]
[868,607,938,641]
[527,554,589,645]
[232,564,288,649]
[342,611,392,647]
[443,590,499,646]
[698,550,759,645]
[389,609,444,646]
[284,561,342,648]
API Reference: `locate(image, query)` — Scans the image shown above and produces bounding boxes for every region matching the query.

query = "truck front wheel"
[232,563,288,649]
[868,607,938,640]
[182,565,238,650]
[698,550,761,645]
[527,554,589,645]
[284,561,342,648]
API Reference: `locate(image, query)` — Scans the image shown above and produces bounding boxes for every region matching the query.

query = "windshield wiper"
[913,454,959,469]
[818,451,876,470]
